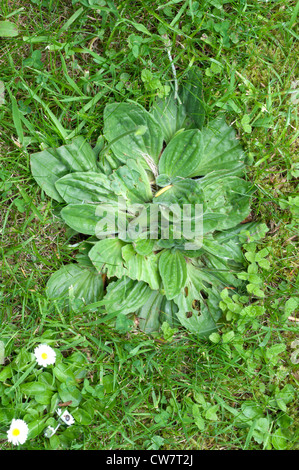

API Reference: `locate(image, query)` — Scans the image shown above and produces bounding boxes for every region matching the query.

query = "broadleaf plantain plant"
[31,67,262,338]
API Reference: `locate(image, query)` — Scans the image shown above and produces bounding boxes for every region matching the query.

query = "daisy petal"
[34,344,56,367]
[7,419,29,446]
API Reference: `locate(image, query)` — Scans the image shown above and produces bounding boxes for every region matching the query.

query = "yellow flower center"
[12,428,20,436]
[41,352,48,360]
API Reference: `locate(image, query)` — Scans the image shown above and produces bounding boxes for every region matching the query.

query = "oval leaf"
[150,91,187,144]
[104,277,153,315]
[0,21,18,37]
[61,203,120,236]
[179,67,205,129]
[55,171,116,204]
[158,250,187,300]
[30,136,97,202]
[135,290,164,333]
[46,264,104,305]
[103,102,163,166]
[159,129,202,178]
[159,119,245,178]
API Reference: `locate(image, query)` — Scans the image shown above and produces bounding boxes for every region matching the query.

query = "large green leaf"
[150,91,187,144]
[158,250,187,300]
[46,264,104,305]
[194,118,245,176]
[55,171,116,204]
[89,238,127,278]
[174,293,219,338]
[159,297,179,327]
[173,263,223,337]
[122,244,161,290]
[103,277,153,315]
[150,67,205,143]
[61,203,123,237]
[30,136,97,201]
[135,291,164,333]
[159,129,203,178]
[198,172,253,231]
[159,118,245,178]
[179,67,205,129]
[103,102,164,167]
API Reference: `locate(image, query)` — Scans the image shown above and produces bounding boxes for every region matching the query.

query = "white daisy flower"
[34,344,56,367]
[7,419,29,446]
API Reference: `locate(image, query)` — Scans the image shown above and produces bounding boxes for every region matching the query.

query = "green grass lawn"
[0,0,298,450]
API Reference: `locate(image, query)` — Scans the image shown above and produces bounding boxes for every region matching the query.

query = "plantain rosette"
[31,68,259,338]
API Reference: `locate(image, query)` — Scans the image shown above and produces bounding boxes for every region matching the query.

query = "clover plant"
[31,68,262,338]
